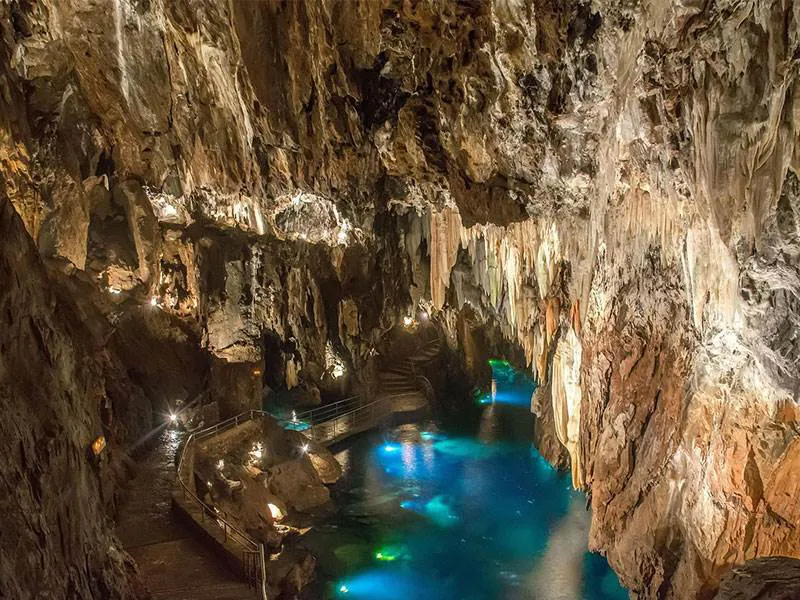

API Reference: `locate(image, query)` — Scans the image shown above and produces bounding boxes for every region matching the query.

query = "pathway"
[116,427,253,600]
[377,322,440,409]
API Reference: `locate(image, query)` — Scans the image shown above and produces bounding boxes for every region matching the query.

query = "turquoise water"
[302,367,628,600]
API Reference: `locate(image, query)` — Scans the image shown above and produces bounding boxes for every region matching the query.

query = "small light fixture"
[169,413,177,423]
[403,315,413,327]
[251,442,264,460]
[252,368,262,377]
[90,435,106,457]
[339,585,349,594]
[291,410,298,424]
[150,296,158,307]
[217,459,225,470]
[301,443,309,454]
[207,481,213,489]
[267,503,284,521]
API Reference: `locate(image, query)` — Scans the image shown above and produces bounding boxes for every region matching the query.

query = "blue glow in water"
[283,420,311,431]
[400,495,460,528]
[431,438,504,459]
[306,367,629,600]
[334,569,446,600]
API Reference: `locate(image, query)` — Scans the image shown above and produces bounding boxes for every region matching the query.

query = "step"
[381,358,412,371]
[381,385,418,395]
[379,371,413,381]
[379,371,413,382]
[381,380,417,390]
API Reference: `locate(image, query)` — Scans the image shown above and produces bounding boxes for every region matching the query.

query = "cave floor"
[116,428,253,600]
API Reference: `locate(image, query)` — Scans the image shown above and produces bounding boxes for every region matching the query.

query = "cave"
[2,1,800,600]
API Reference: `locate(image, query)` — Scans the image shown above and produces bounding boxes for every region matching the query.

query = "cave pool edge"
[299,362,628,600]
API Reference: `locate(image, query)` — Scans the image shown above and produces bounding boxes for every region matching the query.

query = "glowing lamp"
[217,459,225,470]
[150,296,158,307]
[332,363,345,378]
[252,368,262,376]
[267,503,284,521]
[301,443,310,454]
[90,436,106,457]
[169,413,177,423]
[402,316,413,327]
[251,442,264,460]
[339,585,349,594]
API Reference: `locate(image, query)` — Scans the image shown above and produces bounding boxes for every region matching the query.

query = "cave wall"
[1,1,799,599]
[0,195,141,598]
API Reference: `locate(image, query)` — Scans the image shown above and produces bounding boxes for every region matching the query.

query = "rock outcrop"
[714,557,800,600]
[0,194,141,598]
[1,0,799,598]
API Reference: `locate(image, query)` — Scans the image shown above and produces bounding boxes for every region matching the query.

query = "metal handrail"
[294,394,362,422]
[175,410,267,598]
[175,392,417,595]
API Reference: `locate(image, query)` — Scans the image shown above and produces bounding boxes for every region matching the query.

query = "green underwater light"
[476,392,493,405]
[374,543,410,562]
[487,358,511,368]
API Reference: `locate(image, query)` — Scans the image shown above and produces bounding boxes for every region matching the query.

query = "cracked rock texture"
[0,194,141,598]
[1,0,800,598]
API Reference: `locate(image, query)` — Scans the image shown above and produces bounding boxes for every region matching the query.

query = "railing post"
[259,544,268,600]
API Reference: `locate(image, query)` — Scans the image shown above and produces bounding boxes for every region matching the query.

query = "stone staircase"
[377,323,441,410]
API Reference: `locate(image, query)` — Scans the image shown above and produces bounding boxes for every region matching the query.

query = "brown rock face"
[714,557,800,600]
[1,0,800,598]
[0,196,140,598]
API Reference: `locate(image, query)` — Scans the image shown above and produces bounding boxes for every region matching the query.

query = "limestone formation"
[1,0,799,598]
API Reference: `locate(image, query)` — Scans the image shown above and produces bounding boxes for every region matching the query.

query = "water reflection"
[522,497,589,600]
[477,402,500,443]
[304,370,627,600]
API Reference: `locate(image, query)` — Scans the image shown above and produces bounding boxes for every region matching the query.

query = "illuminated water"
[302,367,628,600]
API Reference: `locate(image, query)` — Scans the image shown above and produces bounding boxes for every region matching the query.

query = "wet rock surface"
[116,429,253,600]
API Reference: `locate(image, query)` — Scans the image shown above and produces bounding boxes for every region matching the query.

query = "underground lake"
[300,364,628,600]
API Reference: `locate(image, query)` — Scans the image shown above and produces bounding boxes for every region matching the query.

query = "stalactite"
[421,206,579,378]
[428,207,463,309]
[551,327,584,489]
